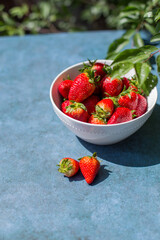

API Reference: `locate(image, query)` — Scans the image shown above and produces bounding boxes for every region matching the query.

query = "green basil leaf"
[122,29,135,39]
[133,33,144,47]
[134,62,157,96]
[107,37,129,54]
[150,33,160,43]
[112,45,158,66]
[144,23,157,35]
[156,54,160,77]
[111,62,133,79]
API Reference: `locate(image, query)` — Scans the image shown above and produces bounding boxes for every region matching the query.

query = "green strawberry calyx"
[92,152,97,158]
[66,101,87,113]
[86,69,101,85]
[63,74,71,81]
[95,105,111,119]
[102,65,112,75]
[79,60,101,86]
[131,110,137,118]
[79,59,97,73]
[104,96,119,107]
[92,113,107,124]
[57,158,73,174]
[78,152,98,161]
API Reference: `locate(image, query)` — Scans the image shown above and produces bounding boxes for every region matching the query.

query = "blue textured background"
[0,31,160,240]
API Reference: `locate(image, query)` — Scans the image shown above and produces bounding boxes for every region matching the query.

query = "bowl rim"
[50,59,158,127]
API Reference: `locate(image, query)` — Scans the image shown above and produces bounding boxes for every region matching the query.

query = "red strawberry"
[130,83,138,92]
[58,77,73,99]
[68,72,98,102]
[57,158,79,177]
[108,107,133,124]
[122,77,130,89]
[101,76,123,97]
[88,114,106,125]
[92,62,106,79]
[129,78,144,94]
[94,84,101,95]
[61,100,89,122]
[80,60,106,79]
[95,99,114,119]
[83,95,100,115]
[79,152,100,184]
[135,94,147,118]
[118,91,138,110]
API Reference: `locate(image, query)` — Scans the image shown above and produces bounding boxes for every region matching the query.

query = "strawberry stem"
[92,152,97,158]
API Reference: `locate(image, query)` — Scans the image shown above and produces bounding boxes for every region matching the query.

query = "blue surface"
[0,31,160,240]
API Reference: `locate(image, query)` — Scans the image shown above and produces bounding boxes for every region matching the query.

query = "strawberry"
[80,60,106,79]
[130,83,139,92]
[118,91,138,110]
[134,94,147,118]
[129,78,144,94]
[95,98,114,119]
[61,100,89,122]
[57,158,79,177]
[79,61,107,96]
[88,114,106,125]
[101,76,123,97]
[91,62,106,79]
[108,107,133,124]
[58,76,73,99]
[79,152,100,184]
[122,77,130,89]
[83,95,100,115]
[68,72,98,102]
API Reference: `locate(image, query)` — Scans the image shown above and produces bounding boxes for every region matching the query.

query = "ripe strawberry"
[79,152,100,184]
[118,91,138,110]
[130,83,138,92]
[91,62,106,79]
[58,77,73,99]
[108,107,133,124]
[57,158,79,177]
[88,114,106,125]
[122,77,130,89]
[68,72,98,102]
[129,78,144,94]
[61,100,89,122]
[95,99,114,119]
[101,76,123,97]
[83,95,100,115]
[134,94,147,118]
[80,60,106,79]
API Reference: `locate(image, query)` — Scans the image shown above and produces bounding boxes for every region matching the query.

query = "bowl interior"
[50,60,157,119]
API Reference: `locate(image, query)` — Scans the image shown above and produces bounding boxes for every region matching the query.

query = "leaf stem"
[144,49,160,62]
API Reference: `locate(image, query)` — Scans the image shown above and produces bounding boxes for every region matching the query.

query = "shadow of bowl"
[78,104,160,167]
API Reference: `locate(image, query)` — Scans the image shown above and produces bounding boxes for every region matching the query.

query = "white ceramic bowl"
[50,60,157,145]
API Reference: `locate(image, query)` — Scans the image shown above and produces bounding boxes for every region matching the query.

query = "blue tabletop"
[0,31,160,240]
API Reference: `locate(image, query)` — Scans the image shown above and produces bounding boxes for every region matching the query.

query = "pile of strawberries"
[58,60,147,124]
[57,152,100,184]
